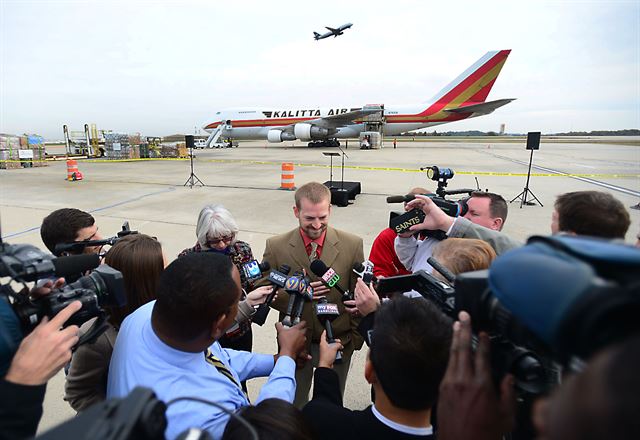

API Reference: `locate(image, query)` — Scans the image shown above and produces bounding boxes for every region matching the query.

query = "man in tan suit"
[263,182,364,407]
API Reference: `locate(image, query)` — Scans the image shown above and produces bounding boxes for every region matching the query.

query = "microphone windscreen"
[310,259,328,277]
[53,254,100,277]
[386,195,408,203]
[353,262,364,272]
[259,261,271,271]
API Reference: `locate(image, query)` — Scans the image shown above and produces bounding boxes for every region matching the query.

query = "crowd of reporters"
[0,183,638,440]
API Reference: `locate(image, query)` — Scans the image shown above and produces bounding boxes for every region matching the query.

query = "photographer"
[396,194,519,273]
[303,296,452,439]
[369,187,429,278]
[0,288,81,440]
[40,208,103,256]
[107,252,309,439]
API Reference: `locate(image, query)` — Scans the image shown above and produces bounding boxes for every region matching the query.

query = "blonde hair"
[431,238,496,276]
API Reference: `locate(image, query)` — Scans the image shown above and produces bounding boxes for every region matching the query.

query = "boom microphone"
[310,259,353,301]
[52,254,101,278]
[252,264,291,326]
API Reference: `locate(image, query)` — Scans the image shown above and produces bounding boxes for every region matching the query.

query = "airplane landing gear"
[308,139,340,148]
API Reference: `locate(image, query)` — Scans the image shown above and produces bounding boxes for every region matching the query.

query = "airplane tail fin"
[313,32,321,39]
[422,50,512,115]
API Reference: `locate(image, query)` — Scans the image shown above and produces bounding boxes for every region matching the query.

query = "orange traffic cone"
[66,159,83,181]
[280,162,295,190]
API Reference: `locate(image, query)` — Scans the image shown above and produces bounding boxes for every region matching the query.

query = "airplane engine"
[294,123,330,141]
[267,129,296,143]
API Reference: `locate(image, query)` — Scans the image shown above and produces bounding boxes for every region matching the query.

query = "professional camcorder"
[0,240,126,375]
[376,235,640,393]
[386,165,476,236]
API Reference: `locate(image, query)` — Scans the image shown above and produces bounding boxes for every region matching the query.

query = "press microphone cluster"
[252,264,291,326]
[282,271,313,327]
[310,259,353,301]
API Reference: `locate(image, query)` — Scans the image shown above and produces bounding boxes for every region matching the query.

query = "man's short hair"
[471,191,508,226]
[294,182,331,208]
[154,253,238,340]
[40,208,95,255]
[555,191,630,239]
[432,238,497,275]
[369,296,452,410]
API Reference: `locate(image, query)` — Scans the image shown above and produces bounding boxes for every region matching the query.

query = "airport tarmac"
[1,138,639,434]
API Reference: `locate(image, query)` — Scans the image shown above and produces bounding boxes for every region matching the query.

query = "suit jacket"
[303,368,435,440]
[263,226,364,351]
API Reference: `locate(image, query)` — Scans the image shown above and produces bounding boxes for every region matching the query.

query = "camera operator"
[107,252,309,439]
[0,286,81,440]
[369,187,429,278]
[40,208,103,256]
[303,296,452,439]
[551,191,631,240]
[396,194,519,273]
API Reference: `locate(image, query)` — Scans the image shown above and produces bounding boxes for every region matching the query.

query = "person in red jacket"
[368,187,429,278]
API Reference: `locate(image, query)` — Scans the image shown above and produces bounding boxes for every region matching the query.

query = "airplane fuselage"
[204,103,474,140]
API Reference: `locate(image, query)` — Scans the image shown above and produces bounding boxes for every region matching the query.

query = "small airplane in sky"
[202,50,515,148]
[313,23,353,40]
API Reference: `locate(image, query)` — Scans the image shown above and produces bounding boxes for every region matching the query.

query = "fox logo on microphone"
[321,268,340,287]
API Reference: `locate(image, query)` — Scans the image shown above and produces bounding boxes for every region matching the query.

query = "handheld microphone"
[315,299,343,363]
[353,261,376,284]
[241,260,270,284]
[310,259,353,301]
[253,264,291,326]
[426,257,455,283]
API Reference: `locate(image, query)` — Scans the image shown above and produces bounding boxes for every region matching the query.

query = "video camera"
[386,165,476,236]
[53,221,138,257]
[376,235,640,393]
[0,240,126,375]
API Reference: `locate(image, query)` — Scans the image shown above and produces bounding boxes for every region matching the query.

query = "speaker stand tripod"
[183,147,204,188]
[510,148,542,208]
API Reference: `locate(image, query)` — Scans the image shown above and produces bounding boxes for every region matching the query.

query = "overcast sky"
[1,0,638,139]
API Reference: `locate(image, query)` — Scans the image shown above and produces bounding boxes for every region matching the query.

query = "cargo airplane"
[203,50,514,148]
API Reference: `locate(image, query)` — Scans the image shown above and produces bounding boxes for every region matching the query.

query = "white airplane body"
[203,50,514,147]
[314,23,353,40]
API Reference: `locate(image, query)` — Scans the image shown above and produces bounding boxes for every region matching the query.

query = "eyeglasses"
[207,235,234,246]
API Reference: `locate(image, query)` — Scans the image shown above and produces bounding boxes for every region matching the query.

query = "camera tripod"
[183,146,204,188]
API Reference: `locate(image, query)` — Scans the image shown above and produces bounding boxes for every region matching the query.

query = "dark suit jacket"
[303,368,435,440]
[263,226,364,351]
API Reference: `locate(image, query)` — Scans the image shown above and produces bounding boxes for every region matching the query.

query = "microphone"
[240,260,270,284]
[310,259,353,301]
[386,194,416,203]
[252,264,291,326]
[53,253,101,277]
[353,261,376,284]
[315,299,343,363]
[426,257,455,283]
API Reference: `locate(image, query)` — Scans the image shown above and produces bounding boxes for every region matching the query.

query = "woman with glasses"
[178,204,271,391]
